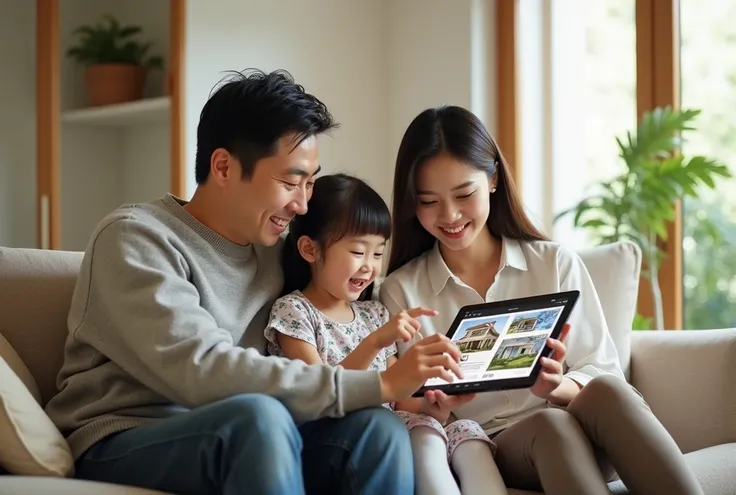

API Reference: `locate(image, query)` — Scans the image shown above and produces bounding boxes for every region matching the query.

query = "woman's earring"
[491,186,497,193]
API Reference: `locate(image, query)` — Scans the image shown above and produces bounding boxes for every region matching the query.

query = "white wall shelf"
[61,96,171,127]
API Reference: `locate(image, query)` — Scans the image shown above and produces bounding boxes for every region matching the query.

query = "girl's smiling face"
[303,234,387,302]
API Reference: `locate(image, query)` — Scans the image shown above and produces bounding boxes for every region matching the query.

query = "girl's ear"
[297,235,319,263]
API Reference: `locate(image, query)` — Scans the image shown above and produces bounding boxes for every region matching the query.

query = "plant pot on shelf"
[84,64,146,106]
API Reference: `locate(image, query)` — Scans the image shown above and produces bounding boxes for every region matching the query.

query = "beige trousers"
[493,375,704,495]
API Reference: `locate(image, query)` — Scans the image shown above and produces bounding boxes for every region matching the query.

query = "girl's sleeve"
[264,295,319,351]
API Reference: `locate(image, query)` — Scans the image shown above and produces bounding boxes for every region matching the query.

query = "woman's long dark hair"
[281,173,392,300]
[387,105,548,275]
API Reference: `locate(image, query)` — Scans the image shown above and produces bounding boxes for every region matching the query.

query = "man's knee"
[346,406,408,435]
[345,407,412,457]
[205,394,298,444]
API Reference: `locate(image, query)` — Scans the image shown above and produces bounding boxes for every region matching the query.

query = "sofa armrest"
[630,329,736,454]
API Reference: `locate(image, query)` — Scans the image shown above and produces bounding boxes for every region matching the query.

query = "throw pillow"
[0,333,41,404]
[0,355,73,476]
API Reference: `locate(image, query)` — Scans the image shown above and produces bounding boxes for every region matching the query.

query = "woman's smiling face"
[414,153,494,251]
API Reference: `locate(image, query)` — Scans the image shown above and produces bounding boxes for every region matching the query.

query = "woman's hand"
[421,389,476,424]
[370,307,438,349]
[530,323,571,400]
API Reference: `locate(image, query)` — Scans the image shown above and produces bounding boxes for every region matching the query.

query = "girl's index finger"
[406,307,439,318]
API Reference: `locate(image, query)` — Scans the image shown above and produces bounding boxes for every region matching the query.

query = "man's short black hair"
[195,69,339,184]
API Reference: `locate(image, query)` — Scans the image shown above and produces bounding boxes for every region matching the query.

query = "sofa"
[0,241,734,495]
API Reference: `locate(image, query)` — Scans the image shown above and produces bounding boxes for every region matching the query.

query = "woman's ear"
[297,236,319,263]
[489,173,498,193]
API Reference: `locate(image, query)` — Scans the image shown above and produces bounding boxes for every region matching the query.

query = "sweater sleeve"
[72,217,382,422]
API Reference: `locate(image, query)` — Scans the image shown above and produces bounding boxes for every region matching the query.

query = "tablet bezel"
[412,290,580,397]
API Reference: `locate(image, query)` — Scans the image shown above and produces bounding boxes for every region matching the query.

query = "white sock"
[409,426,461,495]
[451,440,508,495]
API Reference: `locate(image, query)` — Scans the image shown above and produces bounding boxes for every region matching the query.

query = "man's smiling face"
[218,133,321,246]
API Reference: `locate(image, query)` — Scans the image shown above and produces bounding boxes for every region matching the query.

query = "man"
[45,69,462,495]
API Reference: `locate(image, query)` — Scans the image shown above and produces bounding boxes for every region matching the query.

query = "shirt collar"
[502,237,528,272]
[428,236,528,295]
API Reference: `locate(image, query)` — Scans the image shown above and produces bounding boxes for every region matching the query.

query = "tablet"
[413,290,580,397]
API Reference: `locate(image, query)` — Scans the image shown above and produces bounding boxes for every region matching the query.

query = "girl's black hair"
[281,173,392,300]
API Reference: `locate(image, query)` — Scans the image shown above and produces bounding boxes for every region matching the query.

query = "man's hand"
[379,334,463,403]
[421,389,476,424]
[369,307,438,349]
[530,323,570,400]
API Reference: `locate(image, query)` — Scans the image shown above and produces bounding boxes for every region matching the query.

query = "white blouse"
[379,237,624,434]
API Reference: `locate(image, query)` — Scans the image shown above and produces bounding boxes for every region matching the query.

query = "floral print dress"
[265,290,495,459]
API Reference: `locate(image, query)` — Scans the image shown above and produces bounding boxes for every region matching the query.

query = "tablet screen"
[423,293,574,388]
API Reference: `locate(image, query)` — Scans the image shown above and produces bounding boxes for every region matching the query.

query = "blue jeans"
[75,394,414,495]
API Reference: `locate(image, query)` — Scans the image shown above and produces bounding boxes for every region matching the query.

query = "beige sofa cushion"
[576,241,642,379]
[0,248,83,405]
[0,476,171,494]
[0,355,74,477]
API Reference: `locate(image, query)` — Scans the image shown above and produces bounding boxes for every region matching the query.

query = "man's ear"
[210,148,234,186]
[297,236,319,263]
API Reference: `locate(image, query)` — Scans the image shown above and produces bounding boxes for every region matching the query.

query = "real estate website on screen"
[424,299,568,387]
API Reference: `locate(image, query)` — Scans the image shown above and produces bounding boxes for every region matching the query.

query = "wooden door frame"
[35,0,186,249]
[36,0,61,250]
[169,0,186,198]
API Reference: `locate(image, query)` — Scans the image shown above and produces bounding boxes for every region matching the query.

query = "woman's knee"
[526,408,586,446]
[570,374,648,416]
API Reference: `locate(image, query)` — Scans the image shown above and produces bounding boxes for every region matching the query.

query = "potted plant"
[555,106,731,330]
[66,15,164,107]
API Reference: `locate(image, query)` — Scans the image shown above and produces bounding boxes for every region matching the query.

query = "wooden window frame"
[636,0,682,329]
[495,0,519,182]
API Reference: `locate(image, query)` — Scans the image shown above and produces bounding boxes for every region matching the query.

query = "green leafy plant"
[556,106,731,330]
[66,15,163,69]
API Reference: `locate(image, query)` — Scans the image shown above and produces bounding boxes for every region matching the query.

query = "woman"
[379,105,703,495]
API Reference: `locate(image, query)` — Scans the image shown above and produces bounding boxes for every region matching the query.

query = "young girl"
[264,173,507,495]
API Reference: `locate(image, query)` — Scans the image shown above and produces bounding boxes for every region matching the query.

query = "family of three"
[44,69,703,495]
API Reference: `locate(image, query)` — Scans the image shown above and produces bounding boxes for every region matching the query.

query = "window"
[680,0,736,329]
[547,0,637,247]
[512,0,736,329]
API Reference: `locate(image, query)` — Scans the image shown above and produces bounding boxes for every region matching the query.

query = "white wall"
[1,0,498,247]
[59,0,170,250]
[387,0,496,180]
[184,0,390,199]
[0,0,37,247]
[185,0,497,204]
[117,0,171,206]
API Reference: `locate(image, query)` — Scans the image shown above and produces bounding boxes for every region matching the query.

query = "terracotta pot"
[84,64,146,106]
